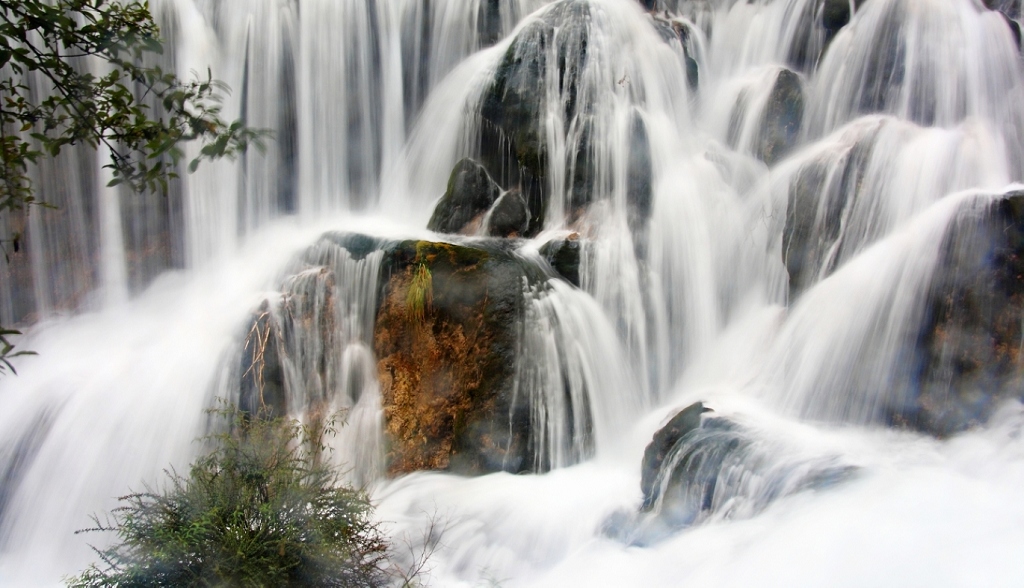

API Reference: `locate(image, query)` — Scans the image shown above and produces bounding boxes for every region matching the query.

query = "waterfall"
[4,0,1024,585]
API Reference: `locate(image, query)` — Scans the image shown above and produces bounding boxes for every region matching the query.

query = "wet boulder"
[238,232,571,477]
[1000,12,1022,50]
[486,190,531,238]
[782,126,878,297]
[822,0,853,35]
[640,402,711,510]
[428,158,503,235]
[479,0,592,234]
[650,15,699,90]
[985,0,1022,20]
[910,191,1024,435]
[539,234,583,287]
[639,410,854,534]
[239,300,288,416]
[374,239,535,475]
[627,113,655,236]
[756,69,804,165]
[787,0,857,70]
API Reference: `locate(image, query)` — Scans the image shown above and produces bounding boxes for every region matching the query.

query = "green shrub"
[67,409,396,588]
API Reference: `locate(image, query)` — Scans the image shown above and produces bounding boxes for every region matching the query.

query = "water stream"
[3,0,1024,585]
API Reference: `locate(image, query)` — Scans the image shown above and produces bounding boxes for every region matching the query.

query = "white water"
[3,0,1024,585]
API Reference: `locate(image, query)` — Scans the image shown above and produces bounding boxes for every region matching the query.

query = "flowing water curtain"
[400,0,705,394]
[513,278,644,470]
[238,236,386,484]
[805,0,1024,146]
[771,115,1013,297]
[0,0,556,330]
[762,192,994,426]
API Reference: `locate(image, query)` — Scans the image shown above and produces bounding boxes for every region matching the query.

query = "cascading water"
[4,0,1024,586]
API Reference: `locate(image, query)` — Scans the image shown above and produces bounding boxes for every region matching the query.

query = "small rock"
[427,158,503,234]
[539,235,583,287]
[640,401,711,510]
[487,190,531,238]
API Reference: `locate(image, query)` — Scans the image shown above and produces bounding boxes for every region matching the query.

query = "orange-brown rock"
[375,240,532,475]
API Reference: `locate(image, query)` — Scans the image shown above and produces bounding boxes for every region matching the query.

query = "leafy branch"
[0,0,269,374]
[0,327,35,375]
[0,0,267,213]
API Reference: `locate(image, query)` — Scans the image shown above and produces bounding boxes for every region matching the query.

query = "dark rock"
[375,239,535,475]
[985,0,1022,20]
[487,190,531,237]
[783,129,877,297]
[478,0,504,47]
[638,0,657,11]
[787,0,857,70]
[822,0,852,34]
[640,402,710,510]
[639,412,855,534]
[756,68,804,165]
[627,112,654,239]
[318,231,387,261]
[567,116,597,215]
[539,235,583,287]
[909,191,1024,435]
[427,158,503,234]
[686,55,699,91]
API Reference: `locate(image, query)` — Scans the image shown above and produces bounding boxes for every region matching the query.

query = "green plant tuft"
[66,408,398,588]
[406,264,433,323]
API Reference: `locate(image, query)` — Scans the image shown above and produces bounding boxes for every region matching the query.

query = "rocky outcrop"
[428,158,503,235]
[374,239,535,475]
[726,67,804,166]
[986,0,1023,50]
[238,229,593,477]
[910,192,1024,435]
[237,232,388,418]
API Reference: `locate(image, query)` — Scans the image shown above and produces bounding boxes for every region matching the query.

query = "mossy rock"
[239,233,572,477]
